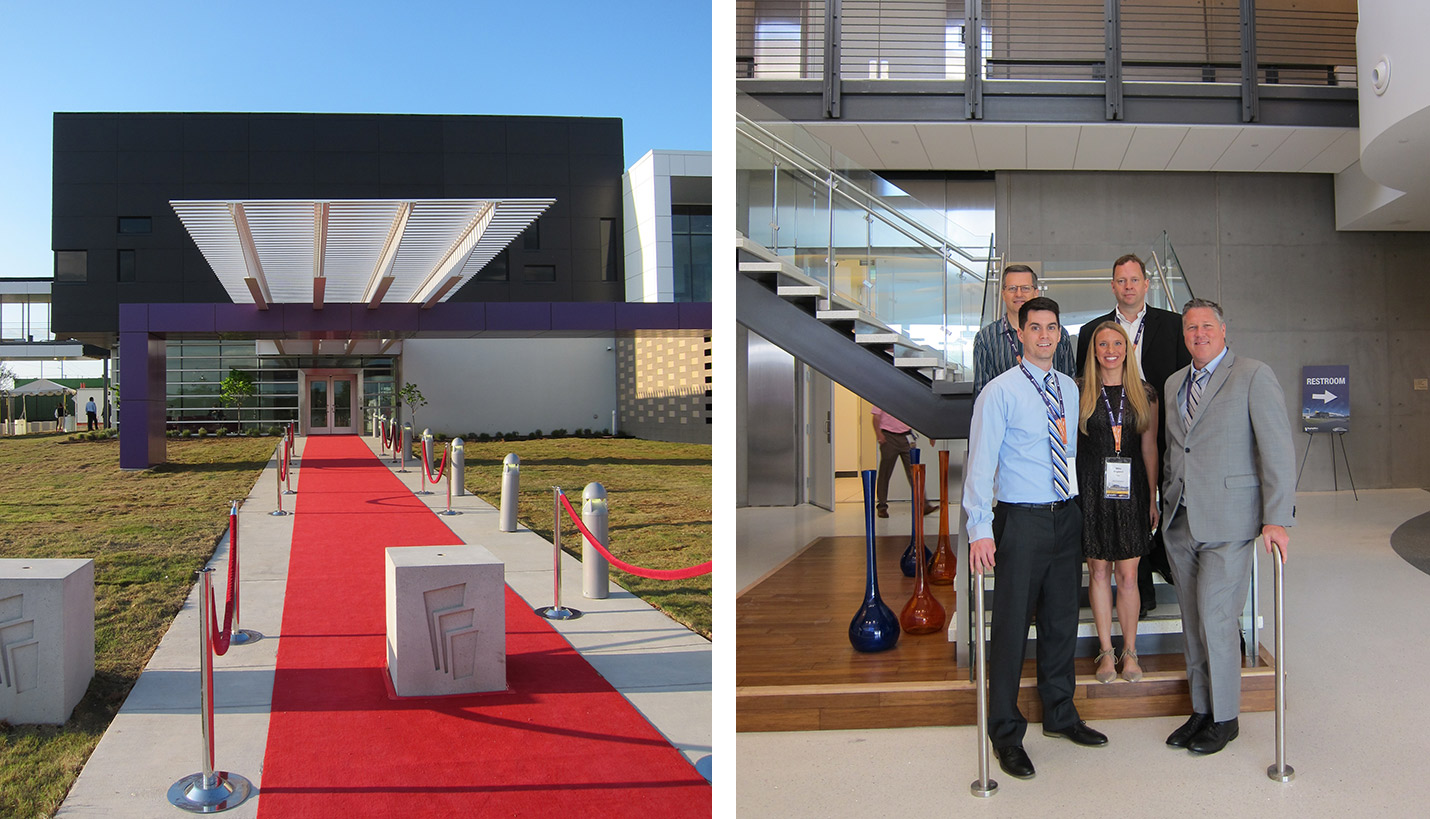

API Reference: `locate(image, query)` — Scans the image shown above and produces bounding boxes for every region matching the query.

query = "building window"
[672,204,712,302]
[523,264,556,282]
[474,250,509,282]
[118,249,137,282]
[55,251,87,282]
[600,218,619,282]
[523,220,540,251]
[118,216,152,234]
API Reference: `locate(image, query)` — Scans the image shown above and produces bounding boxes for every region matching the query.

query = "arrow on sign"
[1312,390,1337,403]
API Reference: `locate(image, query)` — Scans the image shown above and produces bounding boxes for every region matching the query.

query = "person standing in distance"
[973,265,1075,396]
[965,296,1108,782]
[870,405,937,519]
[1075,253,1190,616]
[1161,298,1294,755]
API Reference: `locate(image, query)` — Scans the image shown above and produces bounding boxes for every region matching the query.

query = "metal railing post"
[536,487,582,621]
[1267,547,1294,782]
[970,566,998,798]
[167,568,253,812]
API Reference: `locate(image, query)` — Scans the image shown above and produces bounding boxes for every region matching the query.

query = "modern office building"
[45,113,710,467]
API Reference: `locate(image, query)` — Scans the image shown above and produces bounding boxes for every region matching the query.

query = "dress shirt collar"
[1196,346,1229,377]
[1115,303,1147,326]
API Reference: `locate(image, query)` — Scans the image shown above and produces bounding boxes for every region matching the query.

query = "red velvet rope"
[424,441,449,484]
[277,441,288,482]
[558,493,711,580]
[380,417,391,449]
[210,510,240,656]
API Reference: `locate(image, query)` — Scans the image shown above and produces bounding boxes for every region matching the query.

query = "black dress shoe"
[877,508,889,518]
[1042,720,1108,746]
[995,745,1035,780]
[1166,713,1211,747]
[1188,718,1239,755]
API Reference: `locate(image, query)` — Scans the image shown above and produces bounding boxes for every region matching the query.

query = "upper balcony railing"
[736,0,1357,122]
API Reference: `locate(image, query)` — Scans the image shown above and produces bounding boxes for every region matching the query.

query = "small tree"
[398,381,427,431]
[0,360,13,430]
[219,368,257,431]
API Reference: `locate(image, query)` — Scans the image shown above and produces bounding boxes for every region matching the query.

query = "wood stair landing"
[737,534,1275,733]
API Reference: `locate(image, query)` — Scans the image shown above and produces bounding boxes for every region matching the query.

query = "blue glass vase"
[900,446,934,577]
[849,469,900,652]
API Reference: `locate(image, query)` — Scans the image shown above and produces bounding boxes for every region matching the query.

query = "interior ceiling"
[171,198,552,309]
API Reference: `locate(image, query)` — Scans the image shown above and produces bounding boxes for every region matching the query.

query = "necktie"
[1046,373,1070,500]
[1184,368,1208,428]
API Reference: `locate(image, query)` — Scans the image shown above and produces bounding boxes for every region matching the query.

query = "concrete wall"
[399,338,616,438]
[616,333,712,444]
[1000,170,1430,491]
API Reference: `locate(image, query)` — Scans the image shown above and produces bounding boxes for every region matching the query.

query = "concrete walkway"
[58,435,711,817]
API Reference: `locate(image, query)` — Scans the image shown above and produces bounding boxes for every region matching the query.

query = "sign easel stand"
[1295,431,1357,500]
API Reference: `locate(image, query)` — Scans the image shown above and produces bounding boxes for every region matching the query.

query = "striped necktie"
[1183,368,1208,429]
[1046,373,1070,500]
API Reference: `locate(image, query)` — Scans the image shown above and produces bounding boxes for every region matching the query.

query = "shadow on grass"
[151,459,272,474]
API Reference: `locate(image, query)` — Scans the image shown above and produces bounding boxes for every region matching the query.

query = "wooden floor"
[737,534,1274,732]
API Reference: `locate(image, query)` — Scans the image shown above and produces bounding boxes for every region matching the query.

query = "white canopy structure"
[170,199,554,310]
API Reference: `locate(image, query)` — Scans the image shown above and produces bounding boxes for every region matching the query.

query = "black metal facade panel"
[50,112,628,339]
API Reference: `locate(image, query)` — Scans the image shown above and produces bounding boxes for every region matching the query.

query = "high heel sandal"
[1120,648,1143,683]
[1094,649,1117,684]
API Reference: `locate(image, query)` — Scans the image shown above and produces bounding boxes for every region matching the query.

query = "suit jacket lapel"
[1188,350,1235,434]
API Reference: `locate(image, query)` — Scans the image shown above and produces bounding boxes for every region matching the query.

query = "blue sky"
[0,1,713,280]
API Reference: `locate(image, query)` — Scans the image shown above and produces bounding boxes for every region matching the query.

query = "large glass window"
[474,250,509,282]
[672,204,712,302]
[523,264,556,282]
[118,250,136,282]
[55,251,87,282]
[600,218,620,282]
[118,216,152,234]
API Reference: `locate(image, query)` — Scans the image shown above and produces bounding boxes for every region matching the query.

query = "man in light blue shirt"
[964,296,1108,781]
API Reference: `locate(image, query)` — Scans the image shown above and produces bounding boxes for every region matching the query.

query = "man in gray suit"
[1160,298,1294,755]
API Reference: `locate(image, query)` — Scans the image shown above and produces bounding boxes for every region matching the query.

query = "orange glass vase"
[928,450,957,587]
[900,464,946,634]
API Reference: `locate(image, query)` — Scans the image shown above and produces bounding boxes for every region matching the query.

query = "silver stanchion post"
[283,429,296,495]
[270,442,288,517]
[1267,546,1294,782]
[582,482,609,599]
[439,443,460,516]
[415,429,433,495]
[536,487,582,621]
[499,454,519,532]
[970,566,998,798]
[227,500,262,646]
[168,568,253,812]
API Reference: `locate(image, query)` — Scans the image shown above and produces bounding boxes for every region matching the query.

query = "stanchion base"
[970,779,999,798]
[397,469,410,473]
[536,606,583,621]
[269,509,289,517]
[1267,764,1295,783]
[416,489,433,495]
[439,509,462,516]
[230,629,264,646]
[168,771,253,813]
[283,489,297,495]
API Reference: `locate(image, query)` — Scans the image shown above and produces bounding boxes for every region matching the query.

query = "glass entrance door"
[308,375,357,434]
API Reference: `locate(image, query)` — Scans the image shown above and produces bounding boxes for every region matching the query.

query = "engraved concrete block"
[385,546,505,697]
[0,559,95,724]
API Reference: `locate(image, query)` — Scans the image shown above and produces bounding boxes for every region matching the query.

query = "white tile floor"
[737,487,1430,816]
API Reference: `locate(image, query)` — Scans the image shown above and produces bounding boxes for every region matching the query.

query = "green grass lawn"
[457,437,712,637]
[0,432,710,816]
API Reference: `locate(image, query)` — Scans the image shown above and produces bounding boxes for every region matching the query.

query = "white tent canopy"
[5,378,76,396]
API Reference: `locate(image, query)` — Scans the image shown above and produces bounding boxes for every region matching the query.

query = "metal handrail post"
[1267,547,1294,782]
[536,487,582,621]
[167,568,252,812]
[970,566,998,797]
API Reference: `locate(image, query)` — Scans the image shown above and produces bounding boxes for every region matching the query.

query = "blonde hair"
[1078,321,1151,435]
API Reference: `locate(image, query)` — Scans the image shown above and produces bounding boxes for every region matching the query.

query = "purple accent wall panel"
[485,302,552,332]
[149,303,216,333]
[215,304,287,335]
[551,302,616,331]
[615,303,681,330]
[415,303,486,335]
[678,302,712,329]
[353,304,422,335]
[284,304,354,336]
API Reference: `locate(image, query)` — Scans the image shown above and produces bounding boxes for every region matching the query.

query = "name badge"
[1103,457,1132,500]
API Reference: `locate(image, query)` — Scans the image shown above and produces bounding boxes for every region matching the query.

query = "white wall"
[623,149,714,303]
[398,338,617,437]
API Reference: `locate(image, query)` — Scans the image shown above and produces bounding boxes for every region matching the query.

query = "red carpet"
[257,436,710,817]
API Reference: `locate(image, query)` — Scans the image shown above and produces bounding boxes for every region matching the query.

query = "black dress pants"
[987,500,1083,749]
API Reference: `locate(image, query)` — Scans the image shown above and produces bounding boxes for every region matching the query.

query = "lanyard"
[1020,363,1067,444]
[1000,317,1022,365]
[1099,384,1126,454]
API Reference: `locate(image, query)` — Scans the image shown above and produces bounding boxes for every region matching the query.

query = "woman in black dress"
[1077,321,1160,683]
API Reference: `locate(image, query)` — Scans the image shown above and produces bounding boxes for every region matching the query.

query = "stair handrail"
[738,113,991,279]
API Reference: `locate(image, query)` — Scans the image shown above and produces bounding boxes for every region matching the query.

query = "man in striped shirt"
[972,264,1076,395]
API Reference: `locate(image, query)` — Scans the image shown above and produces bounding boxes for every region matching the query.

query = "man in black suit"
[1074,253,1190,615]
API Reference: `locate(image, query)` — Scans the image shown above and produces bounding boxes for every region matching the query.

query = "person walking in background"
[871,405,936,519]
[1161,298,1294,755]
[972,264,1075,395]
[1075,253,1190,617]
[85,397,98,430]
[1076,321,1159,685]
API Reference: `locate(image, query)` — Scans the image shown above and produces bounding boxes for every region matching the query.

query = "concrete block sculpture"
[0,559,95,724]
[385,546,506,697]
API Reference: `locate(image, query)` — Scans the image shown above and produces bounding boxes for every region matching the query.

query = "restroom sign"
[1301,365,1349,434]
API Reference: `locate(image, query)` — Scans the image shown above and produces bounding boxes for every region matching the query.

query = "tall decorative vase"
[929,449,957,586]
[899,447,934,577]
[849,469,900,652]
[900,464,946,634]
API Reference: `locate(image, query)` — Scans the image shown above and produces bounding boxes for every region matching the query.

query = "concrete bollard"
[499,454,520,532]
[399,423,412,473]
[422,428,433,475]
[452,439,466,496]
[582,482,610,599]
